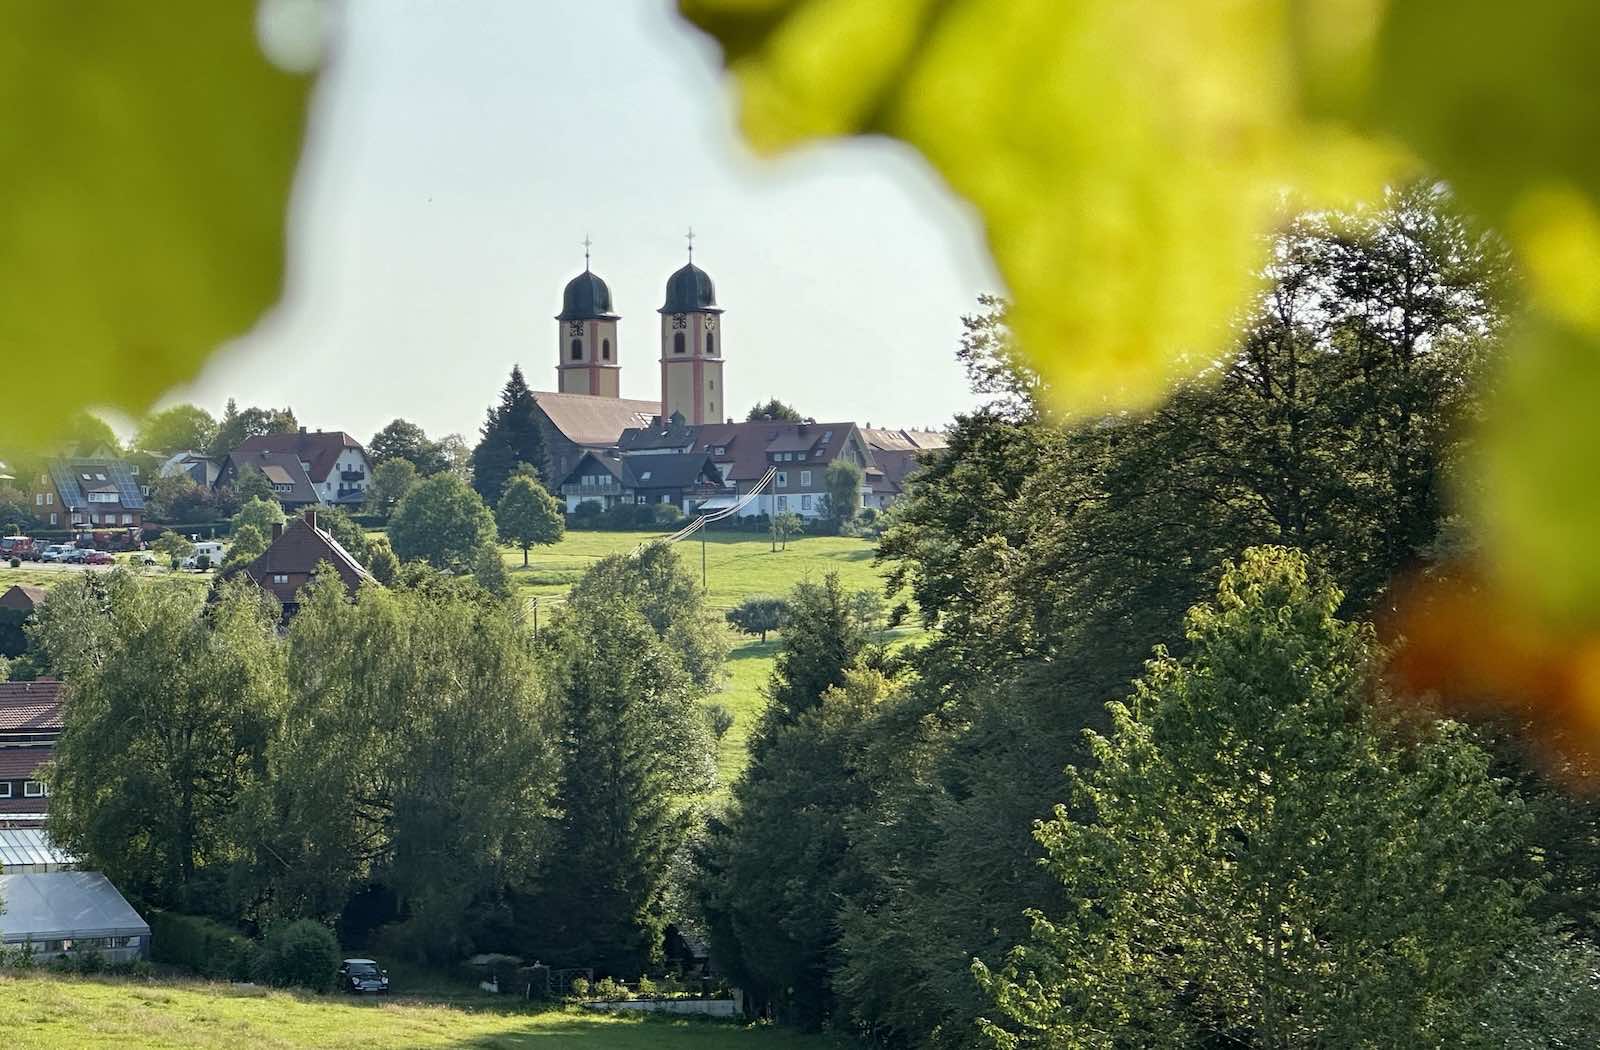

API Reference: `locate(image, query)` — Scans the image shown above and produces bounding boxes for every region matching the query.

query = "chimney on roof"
[299,426,307,434]
[304,508,318,532]
[271,522,283,542]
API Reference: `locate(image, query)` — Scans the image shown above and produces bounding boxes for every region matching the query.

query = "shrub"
[637,975,658,997]
[595,976,623,1000]
[706,702,735,741]
[71,949,105,975]
[149,910,258,981]
[7,557,17,568]
[652,503,686,526]
[570,975,591,997]
[254,919,340,992]
[194,554,210,571]
[570,501,603,529]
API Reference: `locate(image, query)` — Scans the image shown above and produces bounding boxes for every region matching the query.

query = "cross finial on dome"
[582,233,592,271]
[686,226,695,263]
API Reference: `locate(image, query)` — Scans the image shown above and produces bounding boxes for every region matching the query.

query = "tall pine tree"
[531,589,716,975]
[471,365,547,504]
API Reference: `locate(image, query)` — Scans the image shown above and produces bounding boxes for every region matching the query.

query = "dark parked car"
[338,958,389,994]
[63,548,90,564]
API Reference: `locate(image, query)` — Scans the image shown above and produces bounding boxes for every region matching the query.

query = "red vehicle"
[83,550,115,565]
[0,536,35,560]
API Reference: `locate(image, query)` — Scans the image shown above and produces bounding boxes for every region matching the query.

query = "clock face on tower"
[567,321,582,336]
[671,313,687,330]
[703,315,716,331]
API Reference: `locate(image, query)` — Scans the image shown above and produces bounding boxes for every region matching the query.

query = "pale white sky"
[168,0,998,443]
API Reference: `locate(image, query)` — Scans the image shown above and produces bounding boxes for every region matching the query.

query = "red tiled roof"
[234,431,364,483]
[690,421,862,482]
[0,681,63,733]
[861,427,949,453]
[532,391,660,447]
[218,511,373,610]
[225,450,320,506]
[0,747,51,779]
[0,795,48,816]
[0,585,47,612]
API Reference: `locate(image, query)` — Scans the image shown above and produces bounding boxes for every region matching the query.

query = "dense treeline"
[32,546,723,973]
[697,185,1600,1045]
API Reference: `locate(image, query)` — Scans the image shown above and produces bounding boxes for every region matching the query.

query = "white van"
[181,540,227,569]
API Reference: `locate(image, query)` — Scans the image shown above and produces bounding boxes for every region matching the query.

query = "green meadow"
[0,974,852,1050]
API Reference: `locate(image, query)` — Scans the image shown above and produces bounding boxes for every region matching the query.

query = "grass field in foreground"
[0,973,852,1050]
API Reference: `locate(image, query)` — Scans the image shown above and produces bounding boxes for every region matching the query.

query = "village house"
[217,508,374,618]
[0,679,63,830]
[859,427,949,511]
[28,459,146,531]
[0,585,46,617]
[218,429,372,508]
[558,448,724,514]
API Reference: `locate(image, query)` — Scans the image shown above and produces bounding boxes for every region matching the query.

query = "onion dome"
[557,270,619,321]
[659,262,723,315]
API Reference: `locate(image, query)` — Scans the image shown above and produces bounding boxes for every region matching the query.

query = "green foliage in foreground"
[0,973,854,1050]
[977,548,1542,1047]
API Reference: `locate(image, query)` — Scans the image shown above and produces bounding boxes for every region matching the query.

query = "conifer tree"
[471,366,547,504]
[534,590,715,974]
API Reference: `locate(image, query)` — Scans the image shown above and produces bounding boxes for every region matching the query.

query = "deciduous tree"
[495,473,564,567]
[976,549,1536,1048]
[134,404,218,456]
[387,473,497,572]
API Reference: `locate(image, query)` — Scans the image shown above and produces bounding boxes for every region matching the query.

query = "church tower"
[556,244,621,398]
[658,233,724,425]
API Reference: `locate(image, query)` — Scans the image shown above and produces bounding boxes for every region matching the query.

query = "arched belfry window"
[602,338,611,361]
[674,332,686,355]
[570,339,582,361]
[705,332,715,355]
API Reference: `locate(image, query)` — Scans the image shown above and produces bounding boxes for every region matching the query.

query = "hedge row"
[148,910,258,981]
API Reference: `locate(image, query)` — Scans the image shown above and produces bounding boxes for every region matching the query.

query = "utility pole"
[701,532,708,593]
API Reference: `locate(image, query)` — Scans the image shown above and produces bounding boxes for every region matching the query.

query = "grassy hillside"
[502,528,888,607]
[0,974,851,1050]
[1,527,917,784]
[505,528,911,785]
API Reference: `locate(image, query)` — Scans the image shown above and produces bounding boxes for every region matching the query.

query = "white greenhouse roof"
[0,828,76,871]
[0,871,149,942]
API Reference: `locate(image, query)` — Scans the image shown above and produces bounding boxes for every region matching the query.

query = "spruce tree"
[534,591,715,974]
[471,366,547,504]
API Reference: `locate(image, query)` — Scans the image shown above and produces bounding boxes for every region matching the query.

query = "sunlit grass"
[0,972,852,1050]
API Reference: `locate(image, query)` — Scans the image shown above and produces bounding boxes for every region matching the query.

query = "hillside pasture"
[0,973,852,1050]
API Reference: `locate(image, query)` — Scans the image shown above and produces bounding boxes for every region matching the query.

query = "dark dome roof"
[557,270,619,321]
[659,262,723,315]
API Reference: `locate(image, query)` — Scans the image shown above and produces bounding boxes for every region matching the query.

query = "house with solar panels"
[28,458,146,532]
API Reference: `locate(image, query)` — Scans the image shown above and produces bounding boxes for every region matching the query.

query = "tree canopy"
[746,398,803,422]
[134,404,218,456]
[495,472,565,566]
[368,418,449,475]
[387,473,497,573]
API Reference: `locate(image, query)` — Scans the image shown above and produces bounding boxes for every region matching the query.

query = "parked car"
[63,548,90,564]
[84,550,114,565]
[0,536,35,560]
[338,958,389,995]
[39,545,74,563]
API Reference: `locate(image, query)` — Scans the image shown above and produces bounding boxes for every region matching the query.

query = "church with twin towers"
[524,234,946,517]
[553,234,724,426]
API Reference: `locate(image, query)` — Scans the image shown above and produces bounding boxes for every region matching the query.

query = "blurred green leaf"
[0,1,313,449]
[679,0,1399,411]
